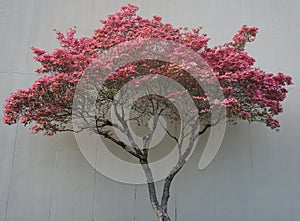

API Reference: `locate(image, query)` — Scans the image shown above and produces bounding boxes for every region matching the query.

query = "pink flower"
[3,5,292,134]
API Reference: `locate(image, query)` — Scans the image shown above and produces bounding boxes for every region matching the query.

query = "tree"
[3,4,292,221]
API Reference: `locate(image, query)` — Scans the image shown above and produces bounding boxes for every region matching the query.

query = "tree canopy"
[3,4,292,136]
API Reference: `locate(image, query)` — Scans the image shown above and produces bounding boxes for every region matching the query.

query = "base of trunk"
[159,213,171,221]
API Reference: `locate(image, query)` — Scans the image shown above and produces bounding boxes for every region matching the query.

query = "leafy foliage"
[3,4,292,135]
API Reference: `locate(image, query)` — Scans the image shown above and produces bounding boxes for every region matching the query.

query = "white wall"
[0,0,299,221]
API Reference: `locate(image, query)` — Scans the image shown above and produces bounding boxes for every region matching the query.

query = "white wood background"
[0,0,299,220]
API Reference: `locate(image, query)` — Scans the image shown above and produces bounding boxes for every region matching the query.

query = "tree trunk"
[158,212,171,221]
[140,160,171,221]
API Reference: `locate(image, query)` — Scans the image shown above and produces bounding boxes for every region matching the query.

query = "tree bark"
[137,123,214,220]
[140,160,165,219]
[141,159,180,221]
[159,212,171,221]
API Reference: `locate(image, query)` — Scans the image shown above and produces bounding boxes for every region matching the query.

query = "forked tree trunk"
[158,212,171,221]
[140,160,171,221]
[141,152,187,221]
[152,204,171,221]
[141,162,175,221]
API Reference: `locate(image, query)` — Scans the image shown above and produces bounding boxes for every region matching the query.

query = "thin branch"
[159,120,178,144]
[160,119,221,210]
[95,117,143,160]
[113,103,144,157]
[198,123,212,136]
[197,118,221,137]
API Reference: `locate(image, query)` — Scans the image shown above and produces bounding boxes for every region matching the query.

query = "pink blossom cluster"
[4,72,80,135]
[3,4,293,134]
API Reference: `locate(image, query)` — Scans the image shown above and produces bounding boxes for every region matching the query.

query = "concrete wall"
[0,0,299,220]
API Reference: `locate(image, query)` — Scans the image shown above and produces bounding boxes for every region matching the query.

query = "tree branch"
[95,117,143,160]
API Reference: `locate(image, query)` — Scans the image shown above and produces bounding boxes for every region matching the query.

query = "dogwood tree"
[3,4,292,221]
